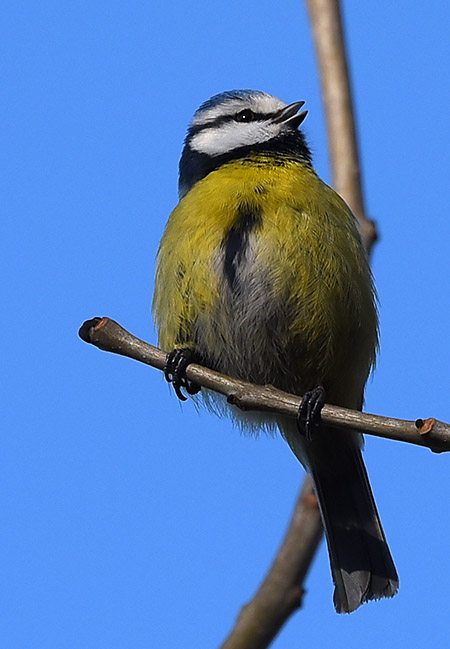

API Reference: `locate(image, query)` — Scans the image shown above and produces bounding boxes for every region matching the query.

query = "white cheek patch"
[190,121,283,156]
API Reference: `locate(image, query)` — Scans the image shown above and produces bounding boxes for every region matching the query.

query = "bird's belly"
[192,227,372,408]
[194,238,310,394]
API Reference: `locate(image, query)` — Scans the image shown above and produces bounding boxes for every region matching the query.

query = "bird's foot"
[297,385,326,441]
[164,347,201,401]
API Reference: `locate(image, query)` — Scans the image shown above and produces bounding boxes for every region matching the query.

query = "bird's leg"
[164,347,201,401]
[296,385,326,441]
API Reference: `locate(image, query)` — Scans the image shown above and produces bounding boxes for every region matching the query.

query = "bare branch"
[305,0,377,250]
[79,317,450,454]
[218,477,322,649]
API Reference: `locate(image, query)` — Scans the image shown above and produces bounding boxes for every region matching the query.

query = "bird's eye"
[235,109,255,122]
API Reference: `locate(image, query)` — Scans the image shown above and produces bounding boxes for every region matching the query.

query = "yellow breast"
[153,155,378,407]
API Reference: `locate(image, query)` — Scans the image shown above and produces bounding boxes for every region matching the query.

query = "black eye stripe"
[188,110,279,137]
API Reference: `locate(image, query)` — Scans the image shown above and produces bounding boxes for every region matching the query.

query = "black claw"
[164,348,183,383]
[297,385,326,441]
[164,347,201,401]
[173,382,188,402]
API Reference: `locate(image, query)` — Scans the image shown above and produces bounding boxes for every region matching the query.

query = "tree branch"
[217,477,322,649]
[79,317,450,453]
[79,314,449,649]
[305,0,377,250]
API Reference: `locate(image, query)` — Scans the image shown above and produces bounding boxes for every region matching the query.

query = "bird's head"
[179,90,310,197]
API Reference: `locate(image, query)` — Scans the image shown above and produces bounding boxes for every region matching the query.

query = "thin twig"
[79,317,450,453]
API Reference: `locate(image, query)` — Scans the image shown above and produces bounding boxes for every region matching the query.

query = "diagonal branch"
[79,317,450,453]
[305,0,377,249]
[217,477,322,649]
[79,313,449,649]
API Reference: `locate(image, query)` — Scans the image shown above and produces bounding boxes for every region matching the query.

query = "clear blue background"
[2,2,449,647]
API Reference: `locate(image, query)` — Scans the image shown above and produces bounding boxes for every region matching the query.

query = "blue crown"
[195,89,265,116]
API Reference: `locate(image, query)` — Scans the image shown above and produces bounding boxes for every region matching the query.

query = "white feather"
[190,120,284,156]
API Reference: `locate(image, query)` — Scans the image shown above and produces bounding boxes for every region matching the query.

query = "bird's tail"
[281,421,399,613]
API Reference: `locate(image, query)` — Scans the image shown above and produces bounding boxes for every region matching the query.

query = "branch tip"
[78,317,104,343]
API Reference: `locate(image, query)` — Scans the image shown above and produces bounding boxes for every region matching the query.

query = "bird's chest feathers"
[190,159,304,293]
[177,159,360,328]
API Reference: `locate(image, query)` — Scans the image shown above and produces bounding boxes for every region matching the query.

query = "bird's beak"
[273,101,308,129]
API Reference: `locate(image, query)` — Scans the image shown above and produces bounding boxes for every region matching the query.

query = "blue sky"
[2,2,449,647]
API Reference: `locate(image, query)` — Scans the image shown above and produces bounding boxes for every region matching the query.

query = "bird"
[152,89,399,613]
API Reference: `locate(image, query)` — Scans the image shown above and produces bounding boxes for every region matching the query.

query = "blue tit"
[153,89,398,613]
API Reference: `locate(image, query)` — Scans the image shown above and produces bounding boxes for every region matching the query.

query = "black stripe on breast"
[223,204,262,291]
